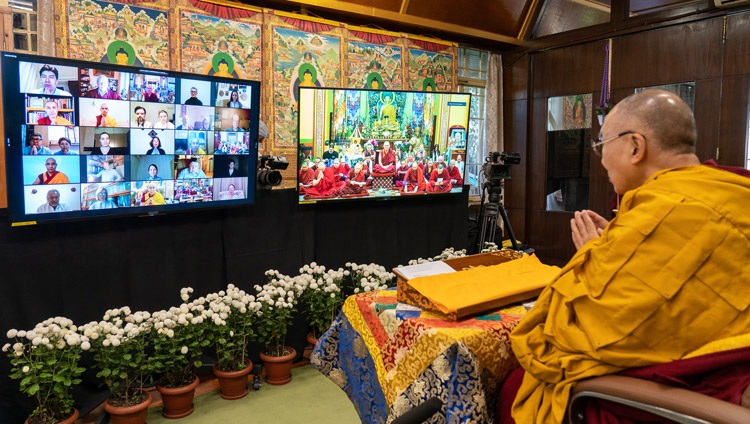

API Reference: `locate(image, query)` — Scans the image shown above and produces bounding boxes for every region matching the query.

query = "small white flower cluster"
[205,283,261,327]
[254,273,304,312]
[480,242,500,253]
[4,316,86,356]
[346,262,395,293]
[150,291,210,339]
[78,307,152,351]
[406,246,469,265]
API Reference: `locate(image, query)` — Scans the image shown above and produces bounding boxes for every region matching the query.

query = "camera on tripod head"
[257,155,289,188]
[481,151,520,202]
[483,151,521,183]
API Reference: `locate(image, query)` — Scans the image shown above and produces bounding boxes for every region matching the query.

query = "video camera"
[483,151,521,182]
[482,151,520,203]
[257,155,289,188]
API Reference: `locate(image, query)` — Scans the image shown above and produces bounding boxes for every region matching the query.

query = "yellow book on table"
[395,254,560,320]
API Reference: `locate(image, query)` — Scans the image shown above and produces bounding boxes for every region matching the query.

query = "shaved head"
[611,89,696,154]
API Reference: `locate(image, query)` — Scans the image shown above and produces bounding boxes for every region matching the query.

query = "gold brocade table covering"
[311,289,531,423]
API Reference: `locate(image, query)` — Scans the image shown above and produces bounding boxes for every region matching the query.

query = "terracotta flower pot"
[259,347,297,385]
[306,332,319,347]
[104,391,152,424]
[156,375,200,419]
[213,360,252,400]
[25,408,79,424]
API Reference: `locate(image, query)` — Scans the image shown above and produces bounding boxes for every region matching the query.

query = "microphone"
[391,397,443,424]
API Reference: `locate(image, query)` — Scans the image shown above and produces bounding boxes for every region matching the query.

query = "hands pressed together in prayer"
[570,209,609,250]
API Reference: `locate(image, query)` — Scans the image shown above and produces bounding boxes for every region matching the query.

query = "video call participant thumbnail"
[129,155,173,182]
[25,184,81,214]
[31,157,70,185]
[79,99,130,128]
[23,132,52,155]
[89,131,128,155]
[36,99,73,126]
[30,64,73,96]
[213,155,246,178]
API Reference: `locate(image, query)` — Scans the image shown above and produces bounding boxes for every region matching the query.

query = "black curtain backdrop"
[0,188,467,422]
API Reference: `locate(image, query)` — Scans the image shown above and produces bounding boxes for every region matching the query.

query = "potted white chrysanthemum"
[80,307,153,424]
[255,271,304,385]
[298,264,345,340]
[150,287,211,418]
[206,284,261,400]
[3,317,87,424]
[346,262,396,294]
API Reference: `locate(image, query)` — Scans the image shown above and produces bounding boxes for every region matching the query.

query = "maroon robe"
[395,163,410,187]
[337,168,369,195]
[404,167,426,192]
[373,148,396,173]
[331,163,350,182]
[448,165,463,187]
[304,168,335,197]
[298,168,315,194]
[427,168,452,192]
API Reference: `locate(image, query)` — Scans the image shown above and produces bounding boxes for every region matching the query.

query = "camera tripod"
[475,180,520,253]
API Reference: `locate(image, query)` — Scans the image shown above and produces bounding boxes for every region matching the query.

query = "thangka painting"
[407,49,453,92]
[179,12,262,81]
[272,27,341,148]
[347,41,402,90]
[66,0,169,69]
[563,94,592,130]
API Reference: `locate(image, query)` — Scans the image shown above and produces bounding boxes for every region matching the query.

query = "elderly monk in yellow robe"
[507,89,750,423]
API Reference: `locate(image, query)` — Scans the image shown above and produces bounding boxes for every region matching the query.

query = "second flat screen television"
[297,87,470,204]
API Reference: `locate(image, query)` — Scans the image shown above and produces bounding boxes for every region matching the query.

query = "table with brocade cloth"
[311,288,532,423]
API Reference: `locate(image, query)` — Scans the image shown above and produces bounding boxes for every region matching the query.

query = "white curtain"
[484,53,503,159]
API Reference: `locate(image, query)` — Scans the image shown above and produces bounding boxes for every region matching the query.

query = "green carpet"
[146,366,360,423]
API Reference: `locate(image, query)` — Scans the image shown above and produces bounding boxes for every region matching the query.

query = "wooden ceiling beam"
[280,0,523,45]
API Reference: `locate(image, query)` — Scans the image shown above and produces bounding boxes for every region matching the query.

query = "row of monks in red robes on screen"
[299,142,463,198]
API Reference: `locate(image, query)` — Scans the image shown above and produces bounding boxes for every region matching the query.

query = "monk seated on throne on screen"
[427,162,452,193]
[373,141,397,173]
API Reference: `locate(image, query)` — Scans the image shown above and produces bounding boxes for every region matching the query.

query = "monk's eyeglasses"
[591,131,640,156]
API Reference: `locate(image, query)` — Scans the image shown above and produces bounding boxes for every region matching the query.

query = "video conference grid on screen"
[2,53,261,224]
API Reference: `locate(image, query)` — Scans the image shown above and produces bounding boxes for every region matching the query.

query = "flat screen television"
[296,87,470,204]
[1,52,261,226]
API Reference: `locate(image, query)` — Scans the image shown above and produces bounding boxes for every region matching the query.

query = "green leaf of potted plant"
[298,263,344,340]
[80,307,153,423]
[4,317,86,424]
[255,271,304,385]
[206,284,261,399]
[150,287,211,418]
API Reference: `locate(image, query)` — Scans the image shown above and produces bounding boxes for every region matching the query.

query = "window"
[457,47,489,196]
[11,0,38,54]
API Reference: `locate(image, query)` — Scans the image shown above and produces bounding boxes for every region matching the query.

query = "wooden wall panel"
[724,12,750,78]
[614,20,723,89]
[503,98,528,241]
[503,52,529,102]
[531,40,607,99]
[693,78,722,162]
[719,75,750,167]
[527,97,548,212]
